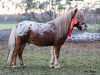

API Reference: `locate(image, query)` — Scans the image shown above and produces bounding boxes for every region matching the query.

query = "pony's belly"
[31,40,54,46]
[30,37,54,46]
[30,32,56,46]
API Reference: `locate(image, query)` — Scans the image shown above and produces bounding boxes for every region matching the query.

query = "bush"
[95,8,100,15]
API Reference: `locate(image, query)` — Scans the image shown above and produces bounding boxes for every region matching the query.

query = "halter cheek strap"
[68,18,78,37]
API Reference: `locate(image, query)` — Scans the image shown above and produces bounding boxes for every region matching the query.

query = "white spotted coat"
[16,21,56,36]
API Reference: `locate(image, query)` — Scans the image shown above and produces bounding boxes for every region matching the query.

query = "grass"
[0,47,100,75]
[0,23,100,75]
[0,24,15,30]
[87,24,100,32]
[0,23,100,31]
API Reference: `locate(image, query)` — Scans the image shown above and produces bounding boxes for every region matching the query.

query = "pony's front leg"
[49,46,55,68]
[53,46,61,69]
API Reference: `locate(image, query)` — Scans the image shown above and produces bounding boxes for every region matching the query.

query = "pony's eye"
[81,22,85,25]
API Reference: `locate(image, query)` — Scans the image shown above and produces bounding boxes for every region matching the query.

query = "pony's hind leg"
[12,37,25,67]
[12,46,19,67]
[18,44,26,67]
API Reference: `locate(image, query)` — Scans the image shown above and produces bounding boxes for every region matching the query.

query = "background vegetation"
[0,0,100,23]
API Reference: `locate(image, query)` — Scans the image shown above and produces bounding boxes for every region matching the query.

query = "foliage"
[58,4,66,11]
[23,0,37,12]
[39,2,49,9]
[0,24,14,30]
[95,8,100,15]
[66,1,71,5]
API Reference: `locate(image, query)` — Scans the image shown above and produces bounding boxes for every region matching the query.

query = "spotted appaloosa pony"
[7,8,87,68]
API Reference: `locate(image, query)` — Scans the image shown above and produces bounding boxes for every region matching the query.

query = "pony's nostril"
[85,25,87,28]
[85,25,87,30]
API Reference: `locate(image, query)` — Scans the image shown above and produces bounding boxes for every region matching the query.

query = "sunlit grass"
[0,23,100,31]
[0,49,100,75]
[0,24,15,30]
[0,23,100,75]
[87,24,100,32]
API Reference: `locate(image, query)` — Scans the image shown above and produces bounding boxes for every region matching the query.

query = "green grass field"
[0,24,15,30]
[87,24,100,32]
[0,24,100,75]
[0,23,100,31]
[0,44,100,75]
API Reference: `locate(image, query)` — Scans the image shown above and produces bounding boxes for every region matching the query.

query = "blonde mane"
[48,8,78,38]
[75,10,85,22]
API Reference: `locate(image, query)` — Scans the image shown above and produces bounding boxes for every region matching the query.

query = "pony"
[7,8,87,68]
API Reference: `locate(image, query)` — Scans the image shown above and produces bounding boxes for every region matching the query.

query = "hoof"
[54,64,60,69]
[6,62,12,67]
[49,63,54,68]
[12,65,17,68]
[20,64,24,67]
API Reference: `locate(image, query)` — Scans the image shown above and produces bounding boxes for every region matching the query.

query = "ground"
[0,28,100,75]
[0,40,100,75]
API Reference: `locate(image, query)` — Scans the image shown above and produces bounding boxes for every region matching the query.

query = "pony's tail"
[7,27,16,65]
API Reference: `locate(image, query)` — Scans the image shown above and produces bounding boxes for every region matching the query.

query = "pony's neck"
[52,11,72,36]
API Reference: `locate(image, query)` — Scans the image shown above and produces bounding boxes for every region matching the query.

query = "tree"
[95,8,100,15]
[23,0,35,13]
[39,1,49,22]
[0,0,10,22]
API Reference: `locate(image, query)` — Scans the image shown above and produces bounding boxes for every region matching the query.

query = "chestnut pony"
[7,8,87,68]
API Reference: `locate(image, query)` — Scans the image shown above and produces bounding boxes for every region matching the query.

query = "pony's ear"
[74,8,78,14]
[72,8,78,19]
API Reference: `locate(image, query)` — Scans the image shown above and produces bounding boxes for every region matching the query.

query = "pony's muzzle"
[81,23,87,30]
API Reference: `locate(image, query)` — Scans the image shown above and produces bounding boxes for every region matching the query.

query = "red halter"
[68,18,78,37]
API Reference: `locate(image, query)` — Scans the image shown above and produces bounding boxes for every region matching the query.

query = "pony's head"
[71,8,87,30]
